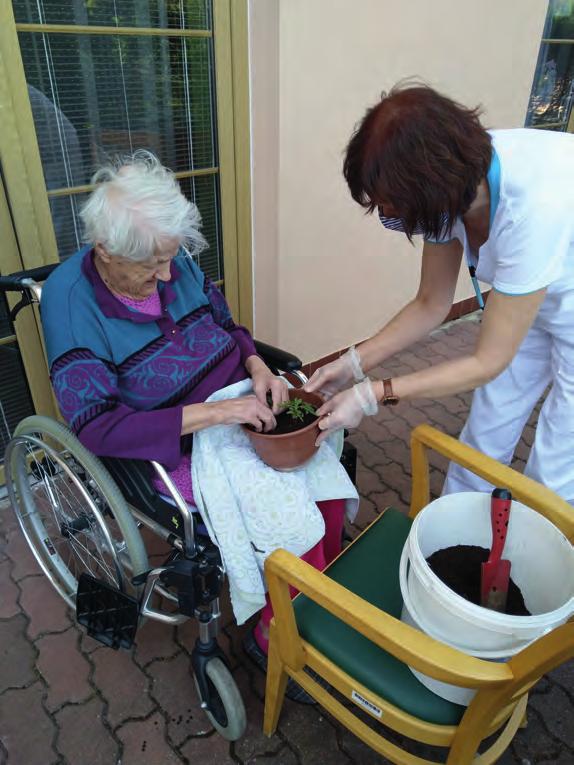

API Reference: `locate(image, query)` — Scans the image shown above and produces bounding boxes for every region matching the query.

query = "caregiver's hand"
[215,395,277,432]
[304,346,365,399]
[246,355,289,413]
[315,379,378,445]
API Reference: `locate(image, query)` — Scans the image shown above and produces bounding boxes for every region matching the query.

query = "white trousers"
[443,296,574,504]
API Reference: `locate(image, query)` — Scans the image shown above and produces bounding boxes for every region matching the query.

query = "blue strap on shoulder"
[468,265,485,310]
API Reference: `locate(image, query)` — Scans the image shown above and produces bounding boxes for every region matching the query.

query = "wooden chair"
[263,424,574,764]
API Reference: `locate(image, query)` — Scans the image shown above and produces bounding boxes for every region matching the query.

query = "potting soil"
[271,408,317,435]
[426,545,530,616]
[243,410,317,435]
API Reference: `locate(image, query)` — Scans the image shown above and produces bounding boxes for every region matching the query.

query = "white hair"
[80,150,207,262]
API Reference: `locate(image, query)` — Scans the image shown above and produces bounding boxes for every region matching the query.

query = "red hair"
[343,84,492,240]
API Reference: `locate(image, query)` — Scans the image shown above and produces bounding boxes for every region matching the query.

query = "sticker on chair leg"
[351,690,382,718]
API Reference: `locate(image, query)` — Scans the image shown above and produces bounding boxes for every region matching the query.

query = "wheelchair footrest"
[76,573,139,650]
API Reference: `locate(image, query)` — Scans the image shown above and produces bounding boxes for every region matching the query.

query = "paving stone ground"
[1,314,572,764]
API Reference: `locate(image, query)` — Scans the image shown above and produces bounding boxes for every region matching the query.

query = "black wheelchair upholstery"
[100,455,187,537]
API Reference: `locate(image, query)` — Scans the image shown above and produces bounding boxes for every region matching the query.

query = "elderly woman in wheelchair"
[4,152,357,739]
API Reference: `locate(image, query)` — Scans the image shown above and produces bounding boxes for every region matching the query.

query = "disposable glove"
[304,346,365,399]
[315,378,378,445]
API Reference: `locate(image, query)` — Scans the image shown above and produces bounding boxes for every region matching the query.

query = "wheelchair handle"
[0,263,58,291]
[0,264,57,321]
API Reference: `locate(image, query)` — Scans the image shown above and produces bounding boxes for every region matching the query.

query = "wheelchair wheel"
[5,416,149,608]
[194,658,246,741]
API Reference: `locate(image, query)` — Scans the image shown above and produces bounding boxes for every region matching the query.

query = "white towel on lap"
[191,379,359,624]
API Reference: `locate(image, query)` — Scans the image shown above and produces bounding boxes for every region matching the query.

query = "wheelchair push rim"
[5,416,148,608]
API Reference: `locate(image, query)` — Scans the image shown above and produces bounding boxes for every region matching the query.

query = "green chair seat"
[294,508,466,726]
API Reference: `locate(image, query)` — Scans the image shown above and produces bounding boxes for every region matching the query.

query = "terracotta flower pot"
[243,389,324,471]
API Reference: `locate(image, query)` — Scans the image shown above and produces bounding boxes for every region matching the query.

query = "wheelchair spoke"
[20,442,120,586]
[66,532,117,584]
[27,448,69,528]
[7,418,148,608]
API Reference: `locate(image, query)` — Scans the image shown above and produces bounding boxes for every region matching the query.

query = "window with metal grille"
[526,0,574,132]
[12,0,224,283]
[0,297,35,460]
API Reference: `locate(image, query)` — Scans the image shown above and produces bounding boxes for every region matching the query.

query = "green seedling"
[280,397,317,422]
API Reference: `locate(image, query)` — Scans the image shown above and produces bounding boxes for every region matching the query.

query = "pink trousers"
[256,499,346,650]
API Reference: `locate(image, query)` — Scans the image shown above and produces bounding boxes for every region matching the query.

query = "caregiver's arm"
[380,287,547,401]
[358,239,463,372]
[305,240,462,397]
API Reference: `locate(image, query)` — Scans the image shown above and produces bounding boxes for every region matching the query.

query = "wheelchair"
[0,264,357,741]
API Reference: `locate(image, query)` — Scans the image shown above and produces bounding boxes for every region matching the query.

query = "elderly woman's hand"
[215,395,277,432]
[245,355,289,414]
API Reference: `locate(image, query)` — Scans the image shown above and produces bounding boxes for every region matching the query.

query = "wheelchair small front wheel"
[5,416,149,608]
[194,658,246,741]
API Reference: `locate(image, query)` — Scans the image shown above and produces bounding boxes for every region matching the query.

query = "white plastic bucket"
[399,492,574,705]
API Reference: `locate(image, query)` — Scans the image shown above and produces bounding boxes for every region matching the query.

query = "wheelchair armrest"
[100,456,184,531]
[254,340,303,373]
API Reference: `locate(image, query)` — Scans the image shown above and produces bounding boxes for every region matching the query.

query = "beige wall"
[249,0,547,362]
[248,0,279,342]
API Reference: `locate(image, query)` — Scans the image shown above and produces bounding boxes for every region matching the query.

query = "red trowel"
[480,488,513,612]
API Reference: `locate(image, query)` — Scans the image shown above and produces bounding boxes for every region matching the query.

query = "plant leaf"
[281,397,316,421]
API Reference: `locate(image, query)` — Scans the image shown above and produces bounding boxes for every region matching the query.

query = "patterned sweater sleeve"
[50,349,184,470]
[203,276,258,363]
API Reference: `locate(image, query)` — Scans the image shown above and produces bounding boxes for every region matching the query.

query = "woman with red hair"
[306,84,574,502]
